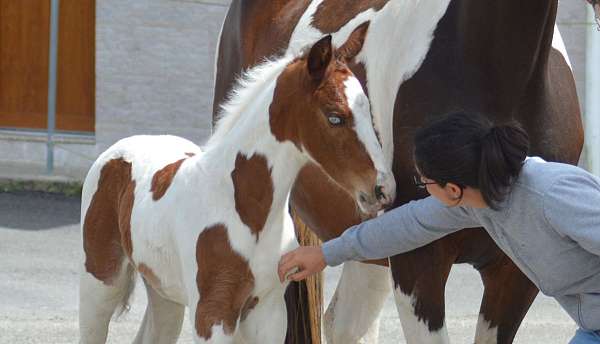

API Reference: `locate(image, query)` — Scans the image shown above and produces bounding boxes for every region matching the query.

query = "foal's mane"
[205,54,295,150]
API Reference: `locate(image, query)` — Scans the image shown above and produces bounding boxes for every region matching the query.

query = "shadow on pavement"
[0,191,81,230]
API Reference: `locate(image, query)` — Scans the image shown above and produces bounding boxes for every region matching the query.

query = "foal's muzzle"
[357,171,396,216]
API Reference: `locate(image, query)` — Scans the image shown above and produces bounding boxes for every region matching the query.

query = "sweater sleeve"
[543,173,600,256]
[322,196,481,266]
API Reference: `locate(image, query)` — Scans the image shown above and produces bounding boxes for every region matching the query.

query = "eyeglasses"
[413,175,437,189]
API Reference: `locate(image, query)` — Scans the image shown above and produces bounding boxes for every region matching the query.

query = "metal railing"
[46,0,60,174]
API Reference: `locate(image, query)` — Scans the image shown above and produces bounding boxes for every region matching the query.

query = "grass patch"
[0,179,82,197]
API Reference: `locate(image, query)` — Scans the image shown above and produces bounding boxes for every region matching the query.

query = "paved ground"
[0,191,577,343]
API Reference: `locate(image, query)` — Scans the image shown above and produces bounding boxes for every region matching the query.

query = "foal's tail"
[114,264,137,318]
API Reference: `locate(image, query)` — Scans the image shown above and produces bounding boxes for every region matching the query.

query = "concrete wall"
[557,0,594,168]
[0,0,593,181]
[557,0,588,112]
[96,0,229,150]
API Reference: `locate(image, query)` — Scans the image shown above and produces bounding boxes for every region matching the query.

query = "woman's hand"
[278,246,327,283]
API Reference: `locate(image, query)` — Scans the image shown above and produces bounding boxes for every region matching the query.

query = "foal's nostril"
[375,185,385,201]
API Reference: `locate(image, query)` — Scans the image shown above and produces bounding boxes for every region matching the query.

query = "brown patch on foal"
[83,158,136,284]
[231,153,273,240]
[151,157,188,201]
[312,0,388,33]
[195,224,255,340]
[138,263,162,290]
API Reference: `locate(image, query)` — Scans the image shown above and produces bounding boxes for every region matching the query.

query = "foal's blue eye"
[328,115,344,126]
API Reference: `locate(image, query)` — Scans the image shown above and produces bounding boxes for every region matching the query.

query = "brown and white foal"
[79,27,395,344]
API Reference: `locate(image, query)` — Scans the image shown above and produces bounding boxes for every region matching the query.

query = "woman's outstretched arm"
[278,196,481,282]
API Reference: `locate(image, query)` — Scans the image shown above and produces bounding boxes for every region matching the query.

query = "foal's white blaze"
[393,288,450,344]
[474,314,498,344]
[345,76,396,211]
[344,76,385,174]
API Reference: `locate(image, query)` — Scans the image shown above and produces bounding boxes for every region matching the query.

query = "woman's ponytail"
[478,124,529,209]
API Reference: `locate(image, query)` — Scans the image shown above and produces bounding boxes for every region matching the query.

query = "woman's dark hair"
[414,112,529,209]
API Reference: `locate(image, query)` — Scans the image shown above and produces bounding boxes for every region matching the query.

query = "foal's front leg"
[237,288,288,344]
[190,286,252,344]
[190,225,256,344]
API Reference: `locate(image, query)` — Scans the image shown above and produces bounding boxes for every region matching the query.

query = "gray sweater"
[322,157,600,331]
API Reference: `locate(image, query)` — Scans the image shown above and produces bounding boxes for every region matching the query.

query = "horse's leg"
[238,289,288,344]
[79,261,135,344]
[133,281,185,344]
[191,318,236,344]
[324,261,391,344]
[390,241,454,344]
[475,255,538,344]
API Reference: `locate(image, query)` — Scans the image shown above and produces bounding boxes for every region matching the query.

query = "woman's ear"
[445,182,464,200]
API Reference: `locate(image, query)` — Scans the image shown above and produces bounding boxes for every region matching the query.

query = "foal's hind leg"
[79,261,135,344]
[324,261,391,344]
[133,281,185,344]
[475,254,538,344]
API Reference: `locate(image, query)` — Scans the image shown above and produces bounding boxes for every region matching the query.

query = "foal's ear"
[307,35,333,82]
[336,21,370,62]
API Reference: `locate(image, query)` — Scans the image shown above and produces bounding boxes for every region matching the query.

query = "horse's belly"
[126,168,208,304]
[127,186,229,305]
[137,258,187,303]
[129,219,188,303]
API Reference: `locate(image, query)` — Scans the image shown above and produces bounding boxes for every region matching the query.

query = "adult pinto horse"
[79,31,395,343]
[214,1,592,343]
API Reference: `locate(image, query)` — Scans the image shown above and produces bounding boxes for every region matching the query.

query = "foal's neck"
[203,62,307,224]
